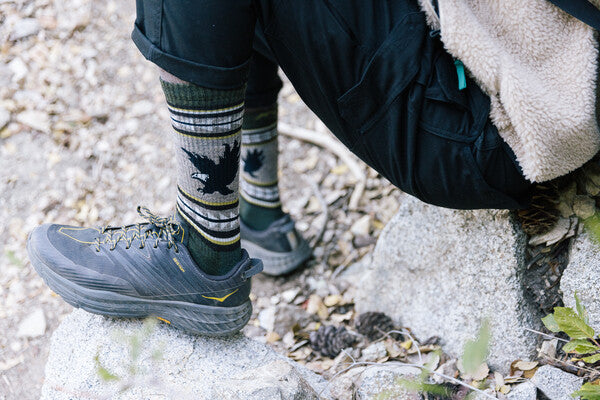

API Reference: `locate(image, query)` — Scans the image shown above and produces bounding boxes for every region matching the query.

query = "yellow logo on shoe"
[172,257,185,272]
[202,289,239,303]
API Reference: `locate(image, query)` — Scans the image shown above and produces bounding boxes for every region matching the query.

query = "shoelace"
[94,206,181,253]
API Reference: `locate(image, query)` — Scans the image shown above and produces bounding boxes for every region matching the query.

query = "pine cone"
[354,312,396,341]
[517,183,560,236]
[429,383,463,400]
[309,325,356,358]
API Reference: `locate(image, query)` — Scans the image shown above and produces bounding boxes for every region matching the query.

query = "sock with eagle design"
[161,79,244,276]
[240,104,285,230]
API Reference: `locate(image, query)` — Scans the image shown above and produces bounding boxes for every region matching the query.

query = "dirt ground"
[0,1,401,398]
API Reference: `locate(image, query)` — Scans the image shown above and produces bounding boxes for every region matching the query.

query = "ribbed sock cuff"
[160,79,246,109]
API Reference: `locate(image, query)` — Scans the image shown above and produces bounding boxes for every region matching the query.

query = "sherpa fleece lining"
[418,0,600,182]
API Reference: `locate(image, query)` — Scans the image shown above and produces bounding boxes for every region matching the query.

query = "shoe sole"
[241,238,311,276]
[27,237,252,337]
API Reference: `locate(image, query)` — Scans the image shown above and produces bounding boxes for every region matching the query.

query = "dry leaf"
[331,164,349,175]
[324,294,342,307]
[266,331,281,343]
[305,196,321,214]
[400,340,413,350]
[414,344,441,354]
[372,220,385,230]
[514,360,538,371]
[0,355,24,371]
[288,347,311,361]
[317,304,329,320]
[350,215,371,236]
[469,363,489,382]
[504,376,526,384]
[523,367,538,379]
[330,311,353,324]
[306,294,323,315]
[494,371,504,388]
[384,338,404,358]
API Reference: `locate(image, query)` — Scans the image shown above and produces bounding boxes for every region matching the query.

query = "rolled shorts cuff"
[132,25,250,90]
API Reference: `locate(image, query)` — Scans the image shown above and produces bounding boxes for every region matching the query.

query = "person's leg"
[240,51,284,230]
[134,0,259,275]
[27,0,263,336]
[237,50,311,275]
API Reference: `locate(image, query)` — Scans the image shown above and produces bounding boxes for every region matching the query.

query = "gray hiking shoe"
[27,206,262,336]
[240,214,311,276]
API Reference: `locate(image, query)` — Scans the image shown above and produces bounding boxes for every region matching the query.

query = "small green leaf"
[542,314,560,333]
[94,354,119,382]
[572,382,600,400]
[582,354,600,364]
[563,339,599,354]
[462,320,490,375]
[5,251,22,267]
[575,292,590,324]
[584,212,600,245]
[554,307,595,339]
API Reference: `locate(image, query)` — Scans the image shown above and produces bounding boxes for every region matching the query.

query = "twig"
[523,328,569,343]
[385,329,423,364]
[544,355,599,375]
[330,249,358,281]
[279,122,366,210]
[306,178,329,250]
[319,360,496,399]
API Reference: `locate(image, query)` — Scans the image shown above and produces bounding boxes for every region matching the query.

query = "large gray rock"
[351,195,541,373]
[42,309,329,399]
[530,365,582,400]
[507,382,537,400]
[561,230,600,331]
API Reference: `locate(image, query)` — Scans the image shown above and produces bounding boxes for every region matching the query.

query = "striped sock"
[240,104,285,230]
[161,79,245,275]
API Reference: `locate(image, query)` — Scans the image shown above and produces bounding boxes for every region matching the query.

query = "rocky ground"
[0,1,400,398]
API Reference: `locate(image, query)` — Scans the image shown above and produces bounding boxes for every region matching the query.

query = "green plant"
[382,320,493,399]
[5,250,23,268]
[542,293,600,399]
[94,317,163,391]
[462,320,490,376]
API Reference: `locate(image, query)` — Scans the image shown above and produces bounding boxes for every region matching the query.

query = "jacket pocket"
[336,12,427,135]
[418,50,477,142]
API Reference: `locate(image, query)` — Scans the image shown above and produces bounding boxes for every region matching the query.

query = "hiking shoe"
[240,214,311,276]
[27,206,262,336]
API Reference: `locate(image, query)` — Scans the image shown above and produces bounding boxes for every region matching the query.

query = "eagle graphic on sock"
[182,141,240,195]
[242,149,264,178]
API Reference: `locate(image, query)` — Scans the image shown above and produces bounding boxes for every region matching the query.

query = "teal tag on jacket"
[454,60,467,91]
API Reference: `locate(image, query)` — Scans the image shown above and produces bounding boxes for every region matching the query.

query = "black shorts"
[132,0,533,209]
